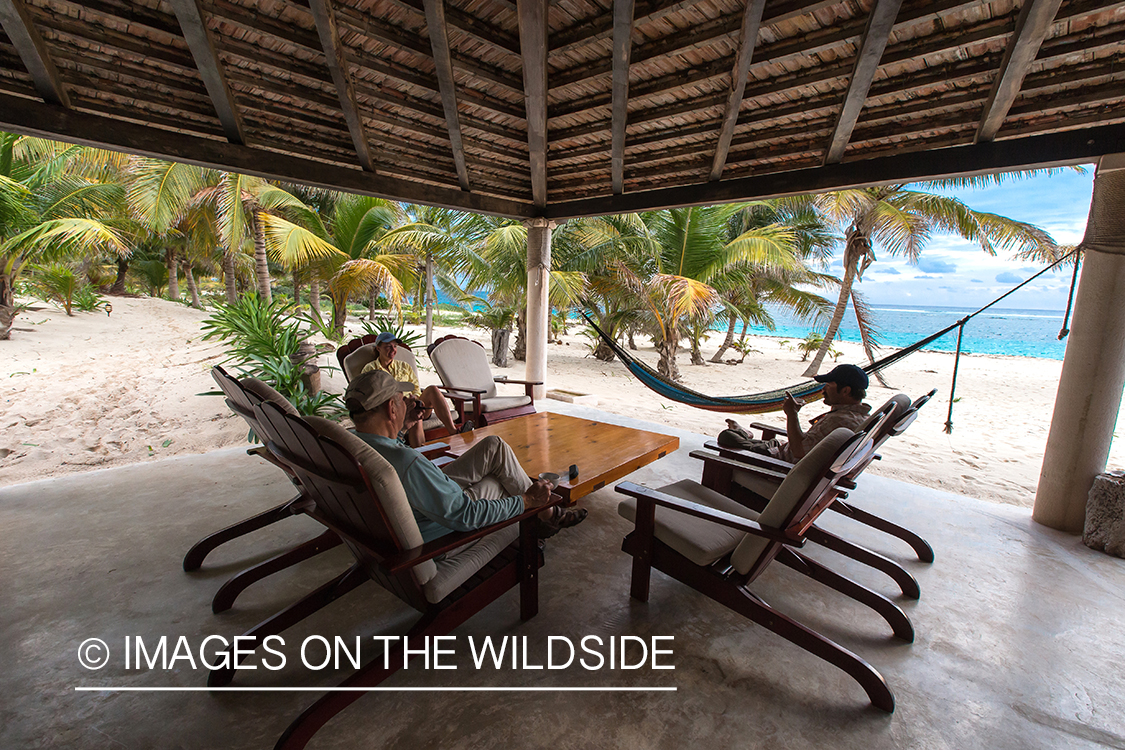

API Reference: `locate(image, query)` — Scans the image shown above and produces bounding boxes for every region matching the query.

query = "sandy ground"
[3,296,1122,507]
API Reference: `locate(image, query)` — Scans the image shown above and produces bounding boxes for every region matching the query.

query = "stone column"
[1034,154,1125,532]
[524,218,554,400]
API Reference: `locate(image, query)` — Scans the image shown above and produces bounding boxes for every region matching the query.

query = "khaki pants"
[442,435,531,501]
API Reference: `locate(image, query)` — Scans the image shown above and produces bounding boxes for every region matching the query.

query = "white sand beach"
[3,296,1122,507]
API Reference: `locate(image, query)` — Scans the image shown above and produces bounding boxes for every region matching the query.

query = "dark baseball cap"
[813,363,869,392]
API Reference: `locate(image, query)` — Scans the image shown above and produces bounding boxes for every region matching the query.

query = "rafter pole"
[610,0,635,194]
[709,0,766,181]
[518,0,549,208]
[974,0,1064,144]
[167,0,245,145]
[0,0,70,107]
[423,0,471,191]
[308,0,376,172]
[823,0,903,165]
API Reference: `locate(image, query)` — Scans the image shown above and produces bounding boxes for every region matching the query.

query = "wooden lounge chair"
[704,390,937,568]
[616,426,909,713]
[215,401,559,750]
[427,334,538,427]
[336,334,459,440]
[183,366,343,613]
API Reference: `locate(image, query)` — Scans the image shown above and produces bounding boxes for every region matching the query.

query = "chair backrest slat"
[428,336,496,399]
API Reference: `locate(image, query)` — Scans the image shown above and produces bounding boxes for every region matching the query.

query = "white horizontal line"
[75,686,677,693]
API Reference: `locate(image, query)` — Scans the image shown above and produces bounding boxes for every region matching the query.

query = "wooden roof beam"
[518,0,548,208]
[974,0,1065,144]
[610,0,635,195]
[423,0,471,190]
[0,0,69,107]
[168,0,246,145]
[308,0,376,172]
[823,0,903,164]
[0,92,533,218]
[709,0,766,181]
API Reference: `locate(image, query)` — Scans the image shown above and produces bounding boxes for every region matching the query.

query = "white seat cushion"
[478,395,533,413]
[422,524,519,603]
[430,338,497,399]
[618,479,761,567]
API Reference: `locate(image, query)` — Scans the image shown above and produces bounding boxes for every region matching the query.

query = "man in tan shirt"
[719,364,871,462]
[360,332,460,446]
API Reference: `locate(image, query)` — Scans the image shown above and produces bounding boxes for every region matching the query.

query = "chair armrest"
[493,377,544,386]
[614,481,797,543]
[748,421,783,440]
[702,441,796,474]
[431,455,454,469]
[443,386,488,396]
[689,450,788,485]
[380,493,565,573]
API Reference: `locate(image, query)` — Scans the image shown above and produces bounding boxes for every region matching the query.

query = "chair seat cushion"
[732,468,783,499]
[423,524,519,603]
[421,414,444,431]
[618,479,760,567]
[476,395,533,413]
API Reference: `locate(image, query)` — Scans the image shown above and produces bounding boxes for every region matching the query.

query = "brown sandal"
[536,506,588,539]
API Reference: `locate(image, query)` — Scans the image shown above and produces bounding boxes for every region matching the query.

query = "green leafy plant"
[30,263,82,316]
[797,332,841,362]
[72,285,107,313]
[357,314,424,349]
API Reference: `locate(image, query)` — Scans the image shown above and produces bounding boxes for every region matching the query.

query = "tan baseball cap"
[344,370,414,413]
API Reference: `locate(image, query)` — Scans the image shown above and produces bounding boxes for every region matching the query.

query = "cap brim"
[395,381,414,392]
[812,373,831,383]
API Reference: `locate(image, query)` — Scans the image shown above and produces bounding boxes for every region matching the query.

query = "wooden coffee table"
[428,412,679,503]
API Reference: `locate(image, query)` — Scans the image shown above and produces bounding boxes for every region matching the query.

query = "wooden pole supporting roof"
[0,0,1122,216]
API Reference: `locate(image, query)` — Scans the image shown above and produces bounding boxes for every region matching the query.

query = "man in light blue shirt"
[345,370,587,542]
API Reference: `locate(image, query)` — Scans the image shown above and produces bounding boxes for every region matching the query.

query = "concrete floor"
[3,401,1125,750]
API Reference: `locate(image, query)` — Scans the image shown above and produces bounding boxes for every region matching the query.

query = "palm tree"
[1,133,130,339]
[127,159,312,306]
[801,180,1058,377]
[376,205,490,345]
[258,193,410,337]
[588,204,804,381]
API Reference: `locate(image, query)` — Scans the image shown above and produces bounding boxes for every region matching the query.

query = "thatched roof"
[1,0,1124,218]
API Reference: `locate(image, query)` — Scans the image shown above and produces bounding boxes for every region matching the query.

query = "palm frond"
[259,213,346,268]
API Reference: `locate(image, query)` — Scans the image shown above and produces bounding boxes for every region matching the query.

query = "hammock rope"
[585,249,1080,417]
[1058,250,1082,340]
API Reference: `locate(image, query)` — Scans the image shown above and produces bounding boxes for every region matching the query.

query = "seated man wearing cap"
[718,363,871,462]
[346,370,588,541]
[360,331,461,446]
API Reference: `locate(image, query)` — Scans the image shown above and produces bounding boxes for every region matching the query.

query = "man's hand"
[522,479,552,510]
[782,391,805,417]
[404,396,428,429]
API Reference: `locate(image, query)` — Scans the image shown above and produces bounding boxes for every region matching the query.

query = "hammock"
[583,249,1080,420]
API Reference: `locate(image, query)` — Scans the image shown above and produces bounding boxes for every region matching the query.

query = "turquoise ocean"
[737,304,1071,361]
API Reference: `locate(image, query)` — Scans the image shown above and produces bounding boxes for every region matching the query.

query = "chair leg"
[829,500,935,563]
[805,526,921,600]
[211,530,342,614]
[183,494,302,571]
[716,580,896,712]
[519,518,539,621]
[274,616,437,750]
[628,499,657,603]
[208,564,368,687]
[775,548,914,643]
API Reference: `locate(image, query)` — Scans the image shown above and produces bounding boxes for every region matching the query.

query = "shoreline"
[4,296,1122,508]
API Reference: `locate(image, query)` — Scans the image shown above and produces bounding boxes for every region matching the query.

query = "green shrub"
[30,263,80,316]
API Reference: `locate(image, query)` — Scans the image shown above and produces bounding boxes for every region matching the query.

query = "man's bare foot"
[725,418,743,431]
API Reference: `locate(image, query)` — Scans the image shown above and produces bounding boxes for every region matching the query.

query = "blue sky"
[832,166,1096,310]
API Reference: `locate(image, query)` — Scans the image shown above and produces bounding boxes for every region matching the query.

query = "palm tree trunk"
[166,248,180,302]
[628,329,637,350]
[183,261,202,309]
[711,310,737,362]
[690,332,705,365]
[223,252,238,305]
[491,328,510,367]
[292,269,301,306]
[0,272,15,340]
[110,257,129,295]
[657,332,679,384]
[514,305,527,361]
[368,287,377,321]
[804,248,858,377]
[332,294,347,338]
[309,277,322,319]
[251,209,272,302]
